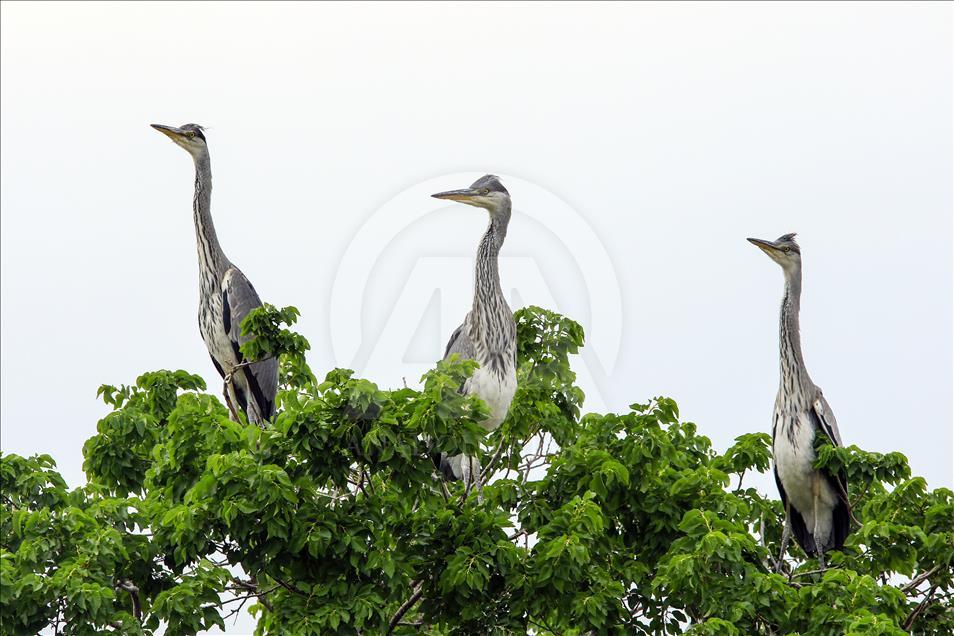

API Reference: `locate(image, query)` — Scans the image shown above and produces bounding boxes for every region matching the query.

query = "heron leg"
[459,456,473,495]
[812,478,827,570]
[464,457,484,503]
[472,456,484,504]
[222,376,240,423]
[777,517,792,574]
[460,456,484,503]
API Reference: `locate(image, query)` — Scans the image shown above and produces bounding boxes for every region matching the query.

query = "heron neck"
[193,155,229,289]
[471,208,512,349]
[474,210,508,300]
[779,269,810,388]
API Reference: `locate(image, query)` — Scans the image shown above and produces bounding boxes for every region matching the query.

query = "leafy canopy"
[1,306,951,635]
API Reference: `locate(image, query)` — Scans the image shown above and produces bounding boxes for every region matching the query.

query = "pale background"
[1,2,952,632]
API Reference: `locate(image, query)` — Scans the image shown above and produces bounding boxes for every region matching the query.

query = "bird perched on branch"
[749,233,850,567]
[152,123,278,426]
[430,175,518,491]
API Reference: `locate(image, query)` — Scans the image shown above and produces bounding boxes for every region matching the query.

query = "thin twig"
[223,594,254,623]
[480,435,510,481]
[509,529,529,542]
[790,567,830,579]
[902,565,941,594]
[272,575,307,596]
[357,467,370,498]
[903,584,937,631]
[229,356,276,374]
[849,482,869,511]
[522,435,546,482]
[758,513,773,573]
[116,580,141,621]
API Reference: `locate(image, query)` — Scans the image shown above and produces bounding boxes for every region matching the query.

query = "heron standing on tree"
[152,123,278,426]
[430,175,518,491]
[749,233,850,567]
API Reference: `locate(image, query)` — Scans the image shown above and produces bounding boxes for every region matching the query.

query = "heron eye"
[782,247,790,253]
[481,188,490,195]
[188,131,196,139]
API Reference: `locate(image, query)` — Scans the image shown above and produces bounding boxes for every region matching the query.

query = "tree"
[1,306,951,635]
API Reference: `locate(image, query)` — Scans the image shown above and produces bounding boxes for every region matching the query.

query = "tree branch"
[272,575,307,597]
[790,566,834,580]
[116,580,141,621]
[902,565,941,595]
[229,356,276,374]
[480,434,510,481]
[386,581,424,635]
[903,584,937,631]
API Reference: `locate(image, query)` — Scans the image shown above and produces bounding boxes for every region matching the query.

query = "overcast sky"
[2,0,951,528]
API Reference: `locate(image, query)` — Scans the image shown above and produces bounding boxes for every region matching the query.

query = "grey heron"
[749,233,850,567]
[430,175,518,490]
[152,123,278,426]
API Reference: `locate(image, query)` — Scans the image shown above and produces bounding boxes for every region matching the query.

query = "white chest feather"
[774,410,834,515]
[465,364,517,432]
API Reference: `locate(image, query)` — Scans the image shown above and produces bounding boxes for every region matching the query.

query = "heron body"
[750,234,850,561]
[153,123,278,425]
[432,175,517,486]
[465,362,517,432]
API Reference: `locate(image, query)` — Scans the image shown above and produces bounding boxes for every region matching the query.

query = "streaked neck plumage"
[779,266,812,398]
[474,206,509,301]
[192,153,229,296]
[471,202,514,365]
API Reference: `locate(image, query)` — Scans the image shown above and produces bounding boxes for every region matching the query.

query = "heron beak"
[431,188,479,203]
[151,123,186,140]
[747,237,780,253]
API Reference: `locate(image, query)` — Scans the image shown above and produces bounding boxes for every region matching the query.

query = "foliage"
[1,306,951,635]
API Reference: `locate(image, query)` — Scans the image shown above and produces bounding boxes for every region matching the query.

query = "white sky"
[2,0,952,539]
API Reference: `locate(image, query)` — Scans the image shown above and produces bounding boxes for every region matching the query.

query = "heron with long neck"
[152,123,278,425]
[749,233,850,567]
[431,175,517,490]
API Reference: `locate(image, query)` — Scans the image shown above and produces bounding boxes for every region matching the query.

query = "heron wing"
[443,318,476,361]
[812,388,852,547]
[812,390,843,447]
[442,317,478,401]
[428,318,478,474]
[222,267,279,419]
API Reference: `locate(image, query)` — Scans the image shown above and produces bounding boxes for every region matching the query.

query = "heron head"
[431,175,510,216]
[747,233,801,272]
[151,123,208,158]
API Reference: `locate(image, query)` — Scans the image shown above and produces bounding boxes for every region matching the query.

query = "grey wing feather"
[443,317,476,396]
[443,317,476,361]
[222,267,279,417]
[811,387,852,548]
[812,389,843,447]
[431,318,477,474]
